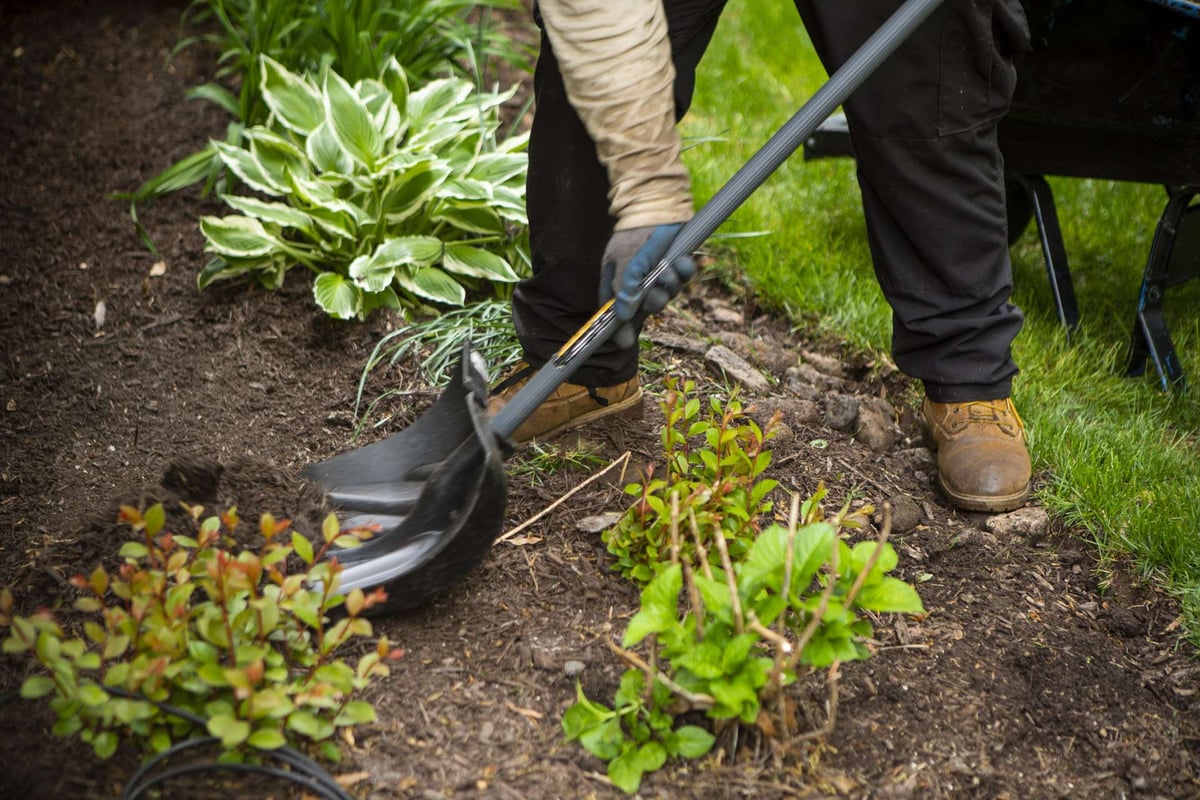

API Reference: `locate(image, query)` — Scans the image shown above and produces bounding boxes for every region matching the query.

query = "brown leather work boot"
[487,362,643,444]
[921,397,1031,513]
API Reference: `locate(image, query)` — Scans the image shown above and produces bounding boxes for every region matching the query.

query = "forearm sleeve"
[538,0,694,229]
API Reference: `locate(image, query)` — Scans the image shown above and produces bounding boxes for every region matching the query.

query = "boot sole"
[519,388,645,444]
[936,475,1030,513]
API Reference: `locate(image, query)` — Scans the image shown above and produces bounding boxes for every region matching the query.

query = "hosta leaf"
[395,266,465,306]
[381,57,409,125]
[438,178,493,202]
[347,253,394,294]
[357,78,402,141]
[442,243,518,282]
[313,272,363,320]
[200,216,279,258]
[432,204,504,235]
[222,195,314,234]
[261,55,324,136]
[372,235,443,267]
[468,152,527,185]
[306,119,353,175]
[380,161,450,224]
[362,286,402,315]
[324,71,381,169]
[212,140,284,195]
[406,78,474,132]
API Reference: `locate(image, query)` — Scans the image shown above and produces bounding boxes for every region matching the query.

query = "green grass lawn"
[680,0,1200,643]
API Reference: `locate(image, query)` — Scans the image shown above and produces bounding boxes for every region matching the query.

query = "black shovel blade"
[300,343,508,612]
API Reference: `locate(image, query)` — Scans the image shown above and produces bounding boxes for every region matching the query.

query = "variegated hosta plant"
[199,55,529,320]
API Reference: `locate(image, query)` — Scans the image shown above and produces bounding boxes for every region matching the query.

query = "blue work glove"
[599,223,697,349]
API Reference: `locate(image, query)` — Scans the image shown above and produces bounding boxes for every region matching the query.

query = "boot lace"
[949,400,1023,435]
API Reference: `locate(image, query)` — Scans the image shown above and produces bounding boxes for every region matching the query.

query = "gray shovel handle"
[493,0,944,439]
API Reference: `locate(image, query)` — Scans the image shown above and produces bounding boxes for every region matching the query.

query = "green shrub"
[0,504,399,763]
[198,56,528,319]
[602,381,780,583]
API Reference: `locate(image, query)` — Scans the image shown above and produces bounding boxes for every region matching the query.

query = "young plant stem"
[709,517,743,634]
[606,638,715,710]
[687,509,714,581]
[787,540,840,673]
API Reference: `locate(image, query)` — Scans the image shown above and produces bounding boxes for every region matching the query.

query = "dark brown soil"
[2,1,1198,798]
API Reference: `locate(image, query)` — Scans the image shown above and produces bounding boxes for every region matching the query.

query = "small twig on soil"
[498,451,631,543]
[789,661,840,744]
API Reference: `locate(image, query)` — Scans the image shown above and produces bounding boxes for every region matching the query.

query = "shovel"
[301,0,945,613]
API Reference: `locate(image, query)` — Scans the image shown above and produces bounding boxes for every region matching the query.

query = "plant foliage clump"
[198,56,529,319]
[0,504,400,763]
[603,380,780,584]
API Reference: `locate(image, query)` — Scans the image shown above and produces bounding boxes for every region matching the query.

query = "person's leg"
[515,0,728,387]
[794,0,1033,511]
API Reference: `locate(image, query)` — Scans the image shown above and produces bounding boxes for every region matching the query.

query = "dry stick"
[606,637,714,710]
[674,494,706,641]
[688,508,714,582]
[771,493,803,736]
[498,451,632,543]
[709,515,744,634]
[786,532,840,673]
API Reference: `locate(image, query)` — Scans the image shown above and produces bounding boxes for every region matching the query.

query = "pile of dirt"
[1,1,1197,798]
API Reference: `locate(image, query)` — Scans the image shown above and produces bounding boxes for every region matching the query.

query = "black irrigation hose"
[103,687,354,800]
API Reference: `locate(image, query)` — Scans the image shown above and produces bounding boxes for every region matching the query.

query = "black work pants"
[516,0,1030,402]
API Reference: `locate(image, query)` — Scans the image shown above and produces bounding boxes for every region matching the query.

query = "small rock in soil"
[647,330,708,355]
[801,348,847,378]
[894,446,936,472]
[985,506,1049,539]
[825,393,860,432]
[704,344,771,393]
[575,511,622,534]
[876,494,922,534]
[854,403,896,451]
[563,660,585,677]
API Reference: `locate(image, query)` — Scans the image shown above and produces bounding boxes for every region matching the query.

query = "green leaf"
[407,78,474,133]
[607,741,666,795]
[324,70,381,169]
[578,717,623,761]
[313,273,363,321]
[186,82,240,117]
[672,725,715,758]
[853,576,925,614]
[76,682,109,707]
[381,57,409,122]
[212,140,285,195]
[92,730,119,760]
[623,563,682,646]
[260,56,324,136]
[468,152,527,185]
[334,700,377,726]
[221,195,314,234]
[306,119,353,175]
[20,675,56,699]
[201,216,279,258]
[692,574,733,624]
[380,161,451,223]
[117,541,149,560]
[442,244,518,282]
[432,203,504,235]
[247,728,288,750]
[287,710,334,741]
[395,266,464,306]
[207,713,251,748]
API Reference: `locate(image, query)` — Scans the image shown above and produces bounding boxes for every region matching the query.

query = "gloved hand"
[599,223,697,349]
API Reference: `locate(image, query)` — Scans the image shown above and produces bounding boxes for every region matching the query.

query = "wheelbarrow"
[300,0,946,613]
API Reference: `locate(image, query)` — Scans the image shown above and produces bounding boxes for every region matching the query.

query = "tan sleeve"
[538,0,694,230]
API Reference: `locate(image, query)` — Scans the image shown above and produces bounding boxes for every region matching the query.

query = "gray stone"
[647,331,708,355]
[874,494,922,534]
[894,447,937,472]
[855,403,896,451]
[564,660,586,678]
[576,511,624,534]
[704,344,771,393]
[824,393,860,432]
[984,506,1049,539]
[801,349,847,379]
